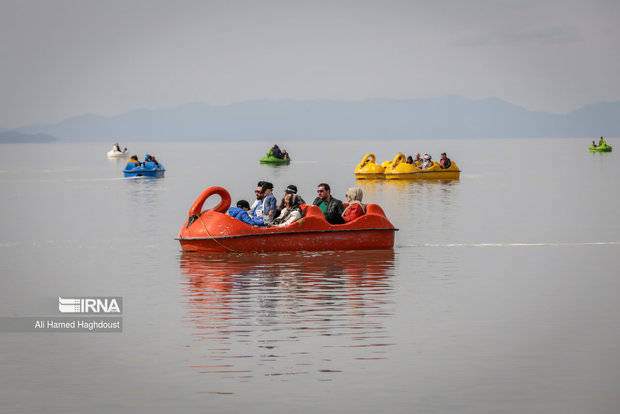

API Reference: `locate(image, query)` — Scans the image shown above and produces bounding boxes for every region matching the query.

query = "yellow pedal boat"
[383,153,460,179]
[354,153,388,179]
[355,153,461,180]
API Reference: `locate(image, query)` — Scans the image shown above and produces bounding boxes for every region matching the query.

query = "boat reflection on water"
[178,250,396,382]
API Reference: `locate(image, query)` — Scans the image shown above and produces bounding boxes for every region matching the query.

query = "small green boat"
[590,139,612,152]
[260,155,291,165]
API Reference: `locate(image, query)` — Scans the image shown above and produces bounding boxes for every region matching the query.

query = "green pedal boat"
[590,139,612,152]
[260,155,291,164]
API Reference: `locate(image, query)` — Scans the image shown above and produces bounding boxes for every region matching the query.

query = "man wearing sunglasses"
[249,181,266,226]
[312,183,345,225]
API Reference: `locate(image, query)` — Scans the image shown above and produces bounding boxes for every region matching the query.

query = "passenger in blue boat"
[342,187,366,223]
[260,182,278,225]
[228,200,255,225]
[313,183,345,224]
[126,155,141,167]
[269,194,303,227]
[439,152,452,169]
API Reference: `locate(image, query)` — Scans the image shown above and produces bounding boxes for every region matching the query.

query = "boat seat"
[300,205,325,219]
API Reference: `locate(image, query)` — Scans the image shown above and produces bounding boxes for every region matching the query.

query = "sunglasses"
[317,189,326,193]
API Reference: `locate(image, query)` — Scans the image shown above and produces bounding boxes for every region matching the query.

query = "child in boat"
[228,200,255,225]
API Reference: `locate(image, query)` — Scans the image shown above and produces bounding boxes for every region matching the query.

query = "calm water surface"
[1,139,619,413]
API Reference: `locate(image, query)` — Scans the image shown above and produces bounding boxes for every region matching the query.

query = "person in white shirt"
[269,194,303,227]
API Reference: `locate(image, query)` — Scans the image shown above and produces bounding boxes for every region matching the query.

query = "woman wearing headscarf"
[342,187,366,223]
[270,194,304,227]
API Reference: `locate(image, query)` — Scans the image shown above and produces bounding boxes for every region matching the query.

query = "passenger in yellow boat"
[413,153,423,164]
[406,155,414,164]
[342,187,366,223]
[421,154,433,170]
[126,155,141,167]
[270,194,303,227]
[439,152,452,169]
[592,140,597,148]
[599,137,605,146]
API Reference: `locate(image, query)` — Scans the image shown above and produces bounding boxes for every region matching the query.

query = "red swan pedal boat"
[176,186,398,252]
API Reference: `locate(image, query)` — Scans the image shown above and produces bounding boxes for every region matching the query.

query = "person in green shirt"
[312,183,345,224]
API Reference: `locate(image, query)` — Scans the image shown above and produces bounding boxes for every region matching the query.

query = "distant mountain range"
[0,130,58,143]
[4,96,620,142]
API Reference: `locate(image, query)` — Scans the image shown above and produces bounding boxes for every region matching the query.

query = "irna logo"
[58,297,122,314]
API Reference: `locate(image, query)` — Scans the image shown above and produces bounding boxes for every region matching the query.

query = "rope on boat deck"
[198,215,237,252]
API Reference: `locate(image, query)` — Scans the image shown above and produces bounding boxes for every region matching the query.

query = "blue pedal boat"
[123,161,165,177]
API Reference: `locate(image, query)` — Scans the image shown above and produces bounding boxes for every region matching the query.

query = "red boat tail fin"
[366,204,387,217]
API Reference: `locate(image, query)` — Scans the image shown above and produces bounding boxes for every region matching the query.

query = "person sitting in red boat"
[228,200,255,225]
[342,187,366,223]
[269,194,304,227]
[313,183,345,225]
[439,152,452,169]
[249,181,265,213]
[260,182,278,225]
[277,184,306,215]
[249,181,266,226]
[248,181,277,226]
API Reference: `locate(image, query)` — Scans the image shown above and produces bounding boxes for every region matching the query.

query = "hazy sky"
[1,0,619,128]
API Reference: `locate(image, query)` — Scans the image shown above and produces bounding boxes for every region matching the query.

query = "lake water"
[1,138,619,413]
